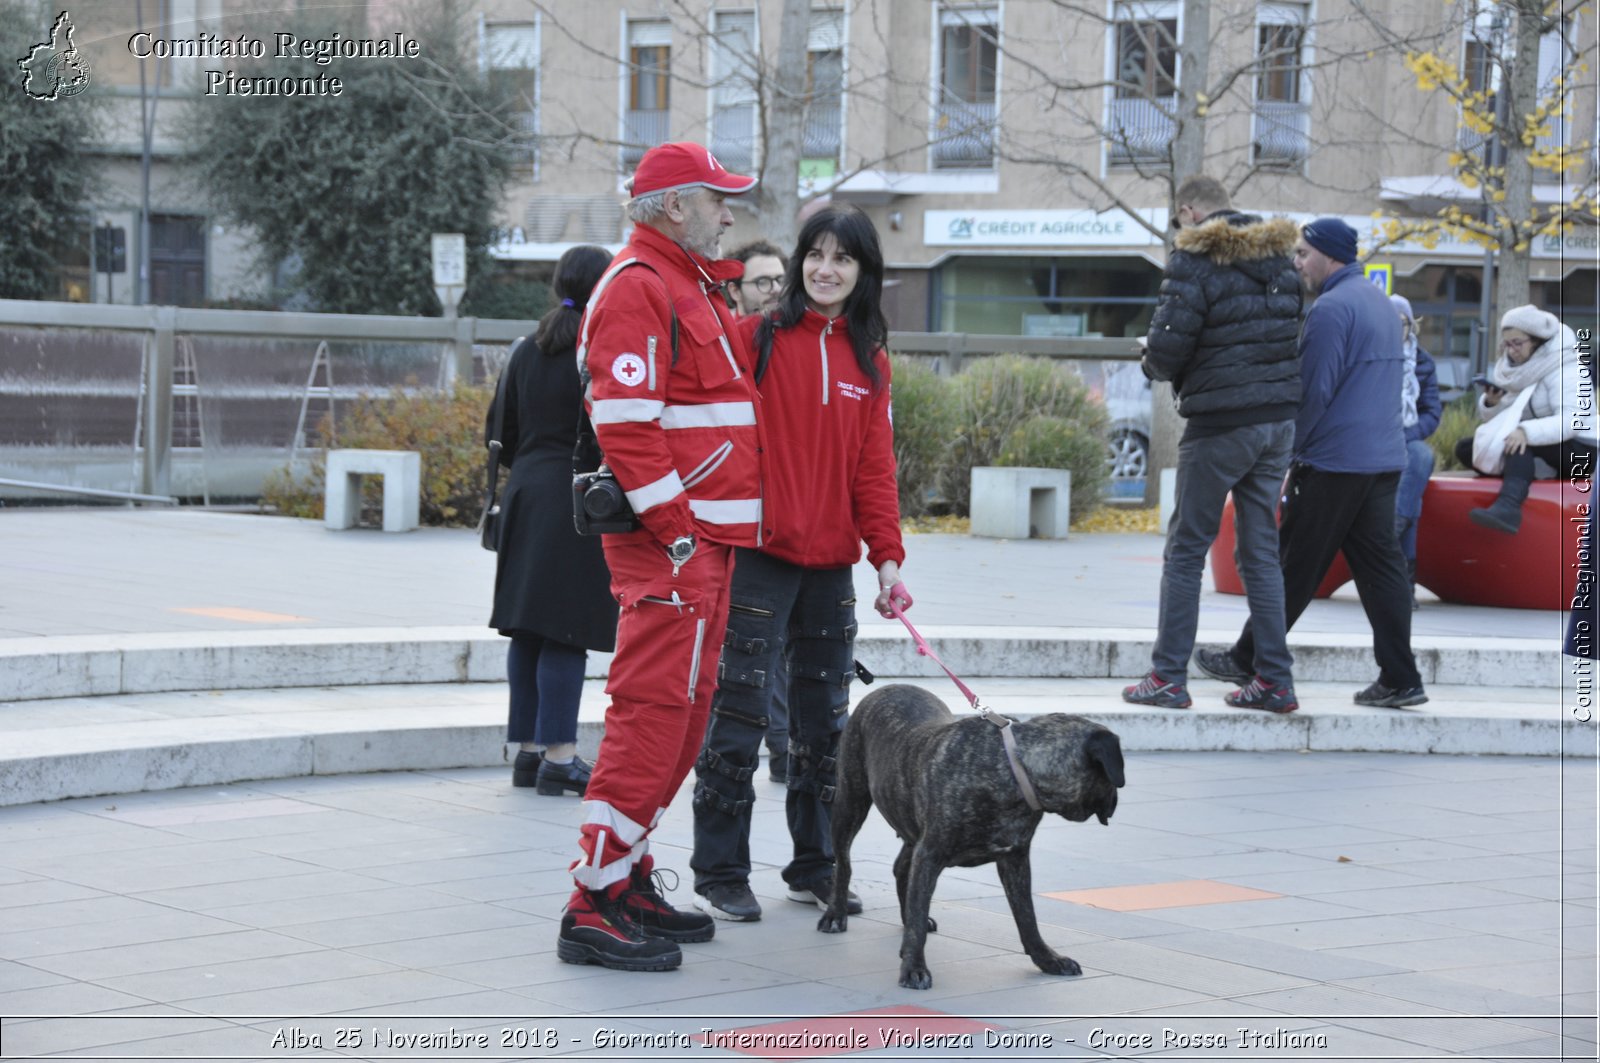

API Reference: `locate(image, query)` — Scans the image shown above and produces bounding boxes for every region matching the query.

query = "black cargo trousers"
[690,547,857,895]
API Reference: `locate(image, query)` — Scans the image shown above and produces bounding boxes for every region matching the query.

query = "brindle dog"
[817,683,1125,990]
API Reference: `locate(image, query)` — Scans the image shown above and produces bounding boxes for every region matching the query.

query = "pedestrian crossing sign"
[1364,263,1392,295]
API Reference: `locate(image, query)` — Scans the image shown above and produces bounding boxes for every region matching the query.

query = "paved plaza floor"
[0,753,1594,1061]
[0,508,1595,1060]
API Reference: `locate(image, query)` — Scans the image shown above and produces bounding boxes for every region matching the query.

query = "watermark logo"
[18,11,92,100]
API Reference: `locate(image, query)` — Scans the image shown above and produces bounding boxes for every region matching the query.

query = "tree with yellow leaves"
[1375,0,1596,325]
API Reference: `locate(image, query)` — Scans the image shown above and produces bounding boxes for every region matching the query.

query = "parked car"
[1102,361,1151,483]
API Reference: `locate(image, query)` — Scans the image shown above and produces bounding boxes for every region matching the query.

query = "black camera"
[573,465,641,535]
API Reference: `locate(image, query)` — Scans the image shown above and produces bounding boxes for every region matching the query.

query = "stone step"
[0,677,1588,808]
[0,627,1563,702]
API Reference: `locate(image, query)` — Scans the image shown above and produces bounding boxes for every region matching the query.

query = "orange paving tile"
[699,1006,997,1059]
[170,606,312,623]
[1043,879,1282,911]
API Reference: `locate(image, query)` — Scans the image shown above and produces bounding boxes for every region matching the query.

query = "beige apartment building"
[62,0,1597,362]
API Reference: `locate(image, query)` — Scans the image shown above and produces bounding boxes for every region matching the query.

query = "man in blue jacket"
[1198,218,1428,708]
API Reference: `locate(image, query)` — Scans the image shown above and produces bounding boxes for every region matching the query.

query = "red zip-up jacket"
[741,310,904,570]
[580,225,765,546]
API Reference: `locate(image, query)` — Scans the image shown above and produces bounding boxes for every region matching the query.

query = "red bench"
[1414,473,1585,610]
[1208,472,1587,610]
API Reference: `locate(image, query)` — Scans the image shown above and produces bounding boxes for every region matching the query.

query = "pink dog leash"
[886,600,1043,812]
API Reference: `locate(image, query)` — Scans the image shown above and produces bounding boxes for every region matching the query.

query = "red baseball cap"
[630,142,757,198]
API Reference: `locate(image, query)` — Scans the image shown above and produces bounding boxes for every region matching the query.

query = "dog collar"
[981,706,1043,813]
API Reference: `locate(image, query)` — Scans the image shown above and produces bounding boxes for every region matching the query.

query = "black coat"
[487,335,617,651]
[1144,210,1303,428]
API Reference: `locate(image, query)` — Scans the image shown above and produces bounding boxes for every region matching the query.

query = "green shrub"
[1430,393,1479,471]
[940,354,1109,515]
[997,416,1109,522]
[888,355,958,518]
[261,380,492,526]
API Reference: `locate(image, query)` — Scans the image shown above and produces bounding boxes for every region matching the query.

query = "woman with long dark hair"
[487,244,617,795]
[690,204,910,921]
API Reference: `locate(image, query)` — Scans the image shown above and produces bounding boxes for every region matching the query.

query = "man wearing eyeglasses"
[729,240,787,316]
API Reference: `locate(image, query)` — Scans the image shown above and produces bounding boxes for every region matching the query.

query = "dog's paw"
[817,912,848,934]
[898,963,933,990]
[1036,953,1082,977]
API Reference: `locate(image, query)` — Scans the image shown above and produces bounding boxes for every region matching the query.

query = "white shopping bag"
[1471,386,1536,475]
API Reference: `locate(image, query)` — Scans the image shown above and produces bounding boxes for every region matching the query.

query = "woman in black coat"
[488,245,617,795]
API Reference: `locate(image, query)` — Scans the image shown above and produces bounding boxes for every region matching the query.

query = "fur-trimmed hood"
[1174,212,1299,266]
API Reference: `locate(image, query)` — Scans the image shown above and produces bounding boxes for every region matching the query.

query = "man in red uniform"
[557,143,764,972]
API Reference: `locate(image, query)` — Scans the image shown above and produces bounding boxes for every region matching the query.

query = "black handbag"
[478,370,509,551]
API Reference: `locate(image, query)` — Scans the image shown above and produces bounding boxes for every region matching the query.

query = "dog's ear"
[1087,730,1125,789]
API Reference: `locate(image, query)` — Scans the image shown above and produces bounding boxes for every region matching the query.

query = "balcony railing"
[1107,96,1174,165]
[622,108,670,166]
[711,105,756,174]
[932,98,996,169]
[1252,100,1309,164]
[802,103,841,161]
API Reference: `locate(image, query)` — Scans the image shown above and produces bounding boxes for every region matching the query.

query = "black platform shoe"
[536,755,592,797]
[511,749,542,788]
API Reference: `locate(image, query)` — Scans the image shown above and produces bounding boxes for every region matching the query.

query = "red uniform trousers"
[570,533,733,890]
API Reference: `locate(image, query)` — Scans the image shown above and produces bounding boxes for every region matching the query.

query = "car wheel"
[1107,429,1149,480]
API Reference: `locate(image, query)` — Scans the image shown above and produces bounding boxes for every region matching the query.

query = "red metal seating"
[1413,473,1585,610]
[1208,473,1586,610]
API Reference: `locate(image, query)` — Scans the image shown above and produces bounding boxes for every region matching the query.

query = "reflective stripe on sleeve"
[687,497,763,524]
[625,470,686,513]
[660,401,757,430]
[591,398,665,425]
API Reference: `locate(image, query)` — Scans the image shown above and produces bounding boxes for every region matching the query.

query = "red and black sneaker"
[621,856,715,943]
[1224,676,1298,714]
[557,883,682,971]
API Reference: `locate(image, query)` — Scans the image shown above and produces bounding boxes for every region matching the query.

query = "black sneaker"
[696,881,762,922]
[1224,676,1298,714]
[1194,647,1251,686]
[787,873,862,914]
[1353,681,1429,709]
[621,857,715,943]
[1121,671,1192,709]
[535,755,592,797]
[511,749,541,788]
[557,886,682,971]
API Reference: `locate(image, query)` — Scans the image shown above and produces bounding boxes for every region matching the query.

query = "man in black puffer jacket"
[1122,175,1303,714]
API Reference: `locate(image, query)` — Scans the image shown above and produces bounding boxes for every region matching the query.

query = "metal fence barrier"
[0,298,1139,505]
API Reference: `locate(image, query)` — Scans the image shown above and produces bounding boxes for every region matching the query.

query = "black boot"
[1469,462,1532,535]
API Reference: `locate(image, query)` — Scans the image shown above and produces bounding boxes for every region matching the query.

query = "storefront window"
[932,256,1161,336]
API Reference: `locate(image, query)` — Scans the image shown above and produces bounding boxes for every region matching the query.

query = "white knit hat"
[1499,304,1559,341]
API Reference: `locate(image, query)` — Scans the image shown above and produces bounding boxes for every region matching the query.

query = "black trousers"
[1453,435,1597,484]
[690,548,856,893]
[1232,465,1422,690]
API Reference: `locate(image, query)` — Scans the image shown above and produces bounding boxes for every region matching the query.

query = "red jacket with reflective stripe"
[580,225,765,547]
[742,311,904,570]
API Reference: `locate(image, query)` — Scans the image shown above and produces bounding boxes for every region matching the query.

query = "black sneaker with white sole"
[695,881,762,922]
[787,874,862,914]
[1194,647,1251,686]
[1353,681,1429,708]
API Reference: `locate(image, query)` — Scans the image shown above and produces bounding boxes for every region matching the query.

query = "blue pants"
[691,549,856,894]
[505,635,586,746]
[1394,438,1435,564]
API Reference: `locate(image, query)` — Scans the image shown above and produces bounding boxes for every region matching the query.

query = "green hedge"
[263,381,492,527]
[262,353,1114,531]
[891,353,1109,523]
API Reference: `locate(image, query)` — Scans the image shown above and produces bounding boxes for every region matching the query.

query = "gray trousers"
[1152,420,1296,687]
